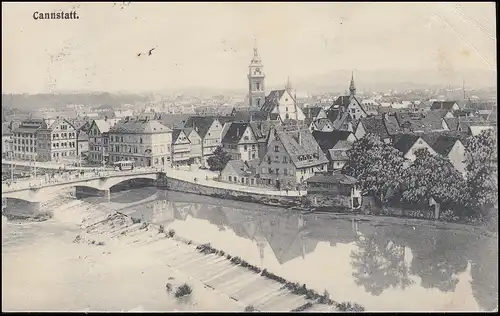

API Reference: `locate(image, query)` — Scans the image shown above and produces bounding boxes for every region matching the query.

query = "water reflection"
[104,189,497,311]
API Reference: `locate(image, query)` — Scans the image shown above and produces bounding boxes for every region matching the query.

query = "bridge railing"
[2,168,160,193]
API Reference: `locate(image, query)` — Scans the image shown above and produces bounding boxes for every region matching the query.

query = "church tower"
[248,42,266,108]
[349,71,356,98]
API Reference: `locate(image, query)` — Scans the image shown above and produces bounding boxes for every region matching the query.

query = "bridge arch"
[2,172,158,203]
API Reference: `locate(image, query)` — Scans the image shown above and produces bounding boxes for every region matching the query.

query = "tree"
[343,134,405,203]
[207,146,231,172]
[465,129,497,210]
[401,148,468,211]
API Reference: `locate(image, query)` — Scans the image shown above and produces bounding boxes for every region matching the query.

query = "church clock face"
[255,68,261,75]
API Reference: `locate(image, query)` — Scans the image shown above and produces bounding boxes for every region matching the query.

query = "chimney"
[298,131,302,146]
[236,128,240,137]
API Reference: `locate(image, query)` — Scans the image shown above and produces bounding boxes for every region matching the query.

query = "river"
[2,187,498,311]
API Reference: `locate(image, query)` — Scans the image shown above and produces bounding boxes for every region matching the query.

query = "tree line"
[343,129,497,222]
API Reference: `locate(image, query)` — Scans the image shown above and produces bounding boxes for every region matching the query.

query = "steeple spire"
[285,76,292,93]
[349,71,356,97]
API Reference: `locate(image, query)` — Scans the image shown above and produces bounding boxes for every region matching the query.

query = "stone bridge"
[2,170,160,203]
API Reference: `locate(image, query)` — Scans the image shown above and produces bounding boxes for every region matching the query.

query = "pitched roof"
[221,122,254,143]
[329,140,353,161]
[332,111,351,130]
[306,173,358,185]
[394,112,444,133]
[222,159,260,178]
[431,101,459,110]
[444,118,459,131]
[172,128,189,143]
[312,130,354,154]
[331,95,351,108]
[303,107,323,119]
[183,116,217,138]
[109,119,172,134]
[392,134,422,155]
[359,116,390,138]
[158,114,191,129]
[431,135,461,156]
[276,129,329,168]
[311,118,333,130]
[260,90,287,113]
[92,119,118,134]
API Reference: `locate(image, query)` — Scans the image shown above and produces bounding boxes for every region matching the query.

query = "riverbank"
[2,195,362,311]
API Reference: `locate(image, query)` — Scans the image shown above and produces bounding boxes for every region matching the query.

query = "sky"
[2,2,496,94]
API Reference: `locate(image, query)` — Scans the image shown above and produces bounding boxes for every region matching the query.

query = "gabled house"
[430,135,466,176]
[182,128,202,164]
[220,159,260,186]
[171,129,191,166]
[456,117,495,136]
[87,118,119,164]
[393,134,437,167]
[354,116,391,143]
[312,130,356,171]
[258,128,328,189]
[76,130,89,158]
[303,106,327,121]
[221,122,260,161]
[309,118,334,132]
[260,89,306,122]
[430,101,460,111]
[183,116,228,167]
[36,117,78,162]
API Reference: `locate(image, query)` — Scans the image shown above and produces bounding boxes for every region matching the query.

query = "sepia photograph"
[1,1,497,312]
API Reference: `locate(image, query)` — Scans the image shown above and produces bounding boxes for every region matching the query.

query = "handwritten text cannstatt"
[33,11,79,20]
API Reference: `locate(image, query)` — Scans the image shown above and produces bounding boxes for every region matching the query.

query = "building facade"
[87,119,118,165]
[108,118,172,167]
[11,119,44,161]
[221,122,260,161]
[37,118,78,162]
[171,129,191,166]
[183,128,202,164]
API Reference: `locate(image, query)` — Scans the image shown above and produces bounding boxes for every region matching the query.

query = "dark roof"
[312,130,354,158]
[221,122,254,144]
[303,107,324,119]
[275,129,329,168]
[222,159,260,178]
[329,141,353,161]
[158,114,191,129]
[260,90,287,113]
[431,101,459,110]
[171,129,187,143]
[392,134,421,155]
[444,118,459,131]
[383,114,401,135]
[306,173,357,185]
[431,135,461,156]
[311,118,334,130]
[331,96,351,109]
[394,112,445,133]
[183,116,219,138]
[232,110,272,123]
[359,116,389,138]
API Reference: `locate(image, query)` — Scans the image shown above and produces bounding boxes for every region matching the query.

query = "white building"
[108,118,172,167]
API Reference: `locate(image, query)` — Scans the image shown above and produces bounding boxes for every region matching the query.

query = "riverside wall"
[158,175,304,208]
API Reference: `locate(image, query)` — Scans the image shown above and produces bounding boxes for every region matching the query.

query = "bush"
[244,305,256,312]
[336,302,365,312]
[292,302,313,312]
[140,222,149,230]
[174,283,193,298]
[96,241,105,246]
[167,229,176,238]
[158,224,165,234]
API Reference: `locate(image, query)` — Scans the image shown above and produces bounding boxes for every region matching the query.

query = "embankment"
[162,176,305,209]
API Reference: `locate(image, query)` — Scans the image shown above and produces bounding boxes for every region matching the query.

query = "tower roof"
[250,43,263,66]
[349,71,356,96]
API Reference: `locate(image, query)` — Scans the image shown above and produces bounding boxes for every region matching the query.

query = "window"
[228,176,232,182]
[257,99,260,106]
[351,108,355,113]
[284,168,288,175]
[274,145,279,152]
[275,168,279,174]
[286,107,288,112]
[283,156,287,163]
[244,145,248,151]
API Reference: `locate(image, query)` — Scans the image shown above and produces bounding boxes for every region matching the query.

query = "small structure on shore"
[305,172,361,209]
